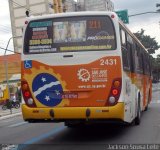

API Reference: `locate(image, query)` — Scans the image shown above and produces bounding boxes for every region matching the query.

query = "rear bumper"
[22,103,124,122]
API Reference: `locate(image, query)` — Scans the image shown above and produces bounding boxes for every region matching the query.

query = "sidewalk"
[0,105,22,120]
[152,82,160,91]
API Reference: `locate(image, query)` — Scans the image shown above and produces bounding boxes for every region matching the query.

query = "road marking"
[24,126,65,144]
[3,118,15,123]
[8,122,28,128]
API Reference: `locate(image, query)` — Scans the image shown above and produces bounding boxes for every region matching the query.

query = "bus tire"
[64,121,76,128]
[135,98,141,125]
[27,119,35,123]
[65,122,73,128]
[144,101,148,111]
[64,121,82,128]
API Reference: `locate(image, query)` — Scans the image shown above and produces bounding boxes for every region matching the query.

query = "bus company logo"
[77,68,91,82]
[32,73,63,107]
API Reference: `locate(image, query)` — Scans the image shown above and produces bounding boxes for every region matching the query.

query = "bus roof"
[26,11,118,22]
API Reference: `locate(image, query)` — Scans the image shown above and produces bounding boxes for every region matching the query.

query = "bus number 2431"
[100,59,117,66]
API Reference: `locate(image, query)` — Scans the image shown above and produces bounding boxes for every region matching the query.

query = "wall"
[0,54,21,83]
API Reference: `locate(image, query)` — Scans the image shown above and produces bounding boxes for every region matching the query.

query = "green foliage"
[134,29,160,82]
[134,29,160,54]
[154,54,160,69]
[150,54,160,82]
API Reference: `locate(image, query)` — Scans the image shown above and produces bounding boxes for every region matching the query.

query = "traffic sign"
[115,9,129,24]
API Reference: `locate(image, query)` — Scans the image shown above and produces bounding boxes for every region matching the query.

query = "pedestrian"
[10,93,17,103]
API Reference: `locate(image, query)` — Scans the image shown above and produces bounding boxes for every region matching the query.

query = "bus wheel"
[135,99,141,125]
[144,101,148,111]
[65,121,76,128]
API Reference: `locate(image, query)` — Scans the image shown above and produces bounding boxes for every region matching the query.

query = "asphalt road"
[0,88,160,150]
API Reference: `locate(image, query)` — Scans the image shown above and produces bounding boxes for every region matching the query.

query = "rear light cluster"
[106,78,122,106]
[21,80,36,107]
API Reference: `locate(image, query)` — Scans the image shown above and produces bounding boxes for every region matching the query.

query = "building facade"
[77,0,114,11]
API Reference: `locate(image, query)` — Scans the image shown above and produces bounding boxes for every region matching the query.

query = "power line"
[2,0,49,35]
[0,39,10,44]
[0,29,11,33]
[0,27,11,32]
[0,25,12,33]
[0,26,15,33]
[0,25,11,29]
[0,39,13,44]
[10,0,27,8]
[0,46,21,54]
[9,0,39,14]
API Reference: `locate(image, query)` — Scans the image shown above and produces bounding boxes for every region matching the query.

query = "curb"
[0,112,22,120]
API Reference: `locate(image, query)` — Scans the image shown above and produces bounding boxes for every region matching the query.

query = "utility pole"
[4,36,21,114]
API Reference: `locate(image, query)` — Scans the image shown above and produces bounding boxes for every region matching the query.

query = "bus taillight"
[107,78,122,106]
[24,91,30,97]
[21,80,36,107]
[112,89,119,96]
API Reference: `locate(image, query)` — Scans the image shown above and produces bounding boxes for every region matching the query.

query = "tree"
[134,29,160,54]
[134,29,160,82]
[148,53,160,83]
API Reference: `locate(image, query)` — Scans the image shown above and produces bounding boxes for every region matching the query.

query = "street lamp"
[129,4,160,17]
[4,36,22,112]
[129,10,160,17]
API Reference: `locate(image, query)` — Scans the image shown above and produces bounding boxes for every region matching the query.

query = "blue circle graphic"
[32,73,63,107]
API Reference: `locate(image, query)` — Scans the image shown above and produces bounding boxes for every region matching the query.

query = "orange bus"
[21,11,152,126]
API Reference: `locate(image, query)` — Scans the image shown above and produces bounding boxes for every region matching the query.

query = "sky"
[0,0,13,55]
[0,0,160,57]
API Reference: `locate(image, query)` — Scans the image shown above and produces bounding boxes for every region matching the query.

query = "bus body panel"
[122,71,152,122]
[22,55,122,108]
[22,103,124,121]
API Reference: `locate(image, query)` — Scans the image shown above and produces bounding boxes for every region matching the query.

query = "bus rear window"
[24,16,116,54]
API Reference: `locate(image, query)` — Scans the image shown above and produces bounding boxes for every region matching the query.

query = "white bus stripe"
[8,122,28,128]
[34,81,60,97]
